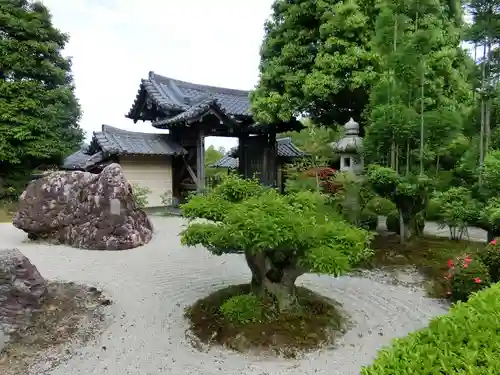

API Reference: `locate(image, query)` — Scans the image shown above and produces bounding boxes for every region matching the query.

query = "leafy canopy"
[0,0,83,194]
[180,175,373,275]
[251,0,378,127]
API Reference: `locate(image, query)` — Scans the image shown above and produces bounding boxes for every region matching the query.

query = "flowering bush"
[445,254,491,302]
[478,239,500,283]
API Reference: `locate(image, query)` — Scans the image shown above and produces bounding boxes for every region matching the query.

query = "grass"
[0,201,16,223]
[0,282,111,375]
[185,284,345,357]
[362,234,486,298]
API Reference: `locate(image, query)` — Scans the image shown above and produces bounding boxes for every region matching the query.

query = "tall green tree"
[0,0,83,197]
[364,0,472,173]
[251,0,378,129]
[464,0,500,182]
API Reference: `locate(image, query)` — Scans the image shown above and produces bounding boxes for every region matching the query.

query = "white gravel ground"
[0,217,449,375]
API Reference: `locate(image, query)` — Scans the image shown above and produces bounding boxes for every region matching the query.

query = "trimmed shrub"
[478,238,500,283]
[365,196,396,217]
[220,294,263,325]
[362,282,500,374]
[446,255,491,302]
[359,210,378,231]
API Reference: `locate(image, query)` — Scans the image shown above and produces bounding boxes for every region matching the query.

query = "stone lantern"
[331,118,363,174]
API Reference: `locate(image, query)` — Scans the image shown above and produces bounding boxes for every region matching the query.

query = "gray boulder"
[13,163,153,250]
[0,249,47,334]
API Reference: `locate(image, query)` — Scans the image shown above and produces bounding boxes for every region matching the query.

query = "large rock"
[13,163,153,250]
[0,249,47,334]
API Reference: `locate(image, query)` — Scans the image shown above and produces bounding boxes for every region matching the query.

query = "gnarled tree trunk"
[244,251,306,312]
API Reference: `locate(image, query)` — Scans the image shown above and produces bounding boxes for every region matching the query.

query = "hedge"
[361,283,500,374]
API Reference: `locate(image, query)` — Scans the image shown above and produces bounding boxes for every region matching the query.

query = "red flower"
[491,239,497,246]
[474,277,482,284]
[464,256,472,264]
[447,259,454,268]
[463,263,469,268]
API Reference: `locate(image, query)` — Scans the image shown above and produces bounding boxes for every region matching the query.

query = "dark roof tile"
[96,125,187,156]
[127,71,251,122]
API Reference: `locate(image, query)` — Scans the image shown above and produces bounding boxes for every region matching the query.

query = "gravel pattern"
[0,217,449,375]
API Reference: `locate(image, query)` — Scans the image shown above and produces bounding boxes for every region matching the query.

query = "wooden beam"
[182,157,198,185]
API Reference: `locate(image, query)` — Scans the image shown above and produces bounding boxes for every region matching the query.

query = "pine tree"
[0,0,83,197]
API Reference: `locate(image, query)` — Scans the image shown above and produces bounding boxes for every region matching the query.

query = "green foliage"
[385,211,400,234]
[280,118,339,163]
[425,197,441,221]
[478,239,500,283]
[365,196,396,216]
[364,0,472,168]
[446,255,491,302]
[386,210,425,236]
[204,145,226,178]
[361,282,500,374]
[251,0,378,127]
[131,183,151,209]
[358,209,378,231]
[482,150,500,195]
[0,0,84,193]
[180,175,373,275]
[429,187,480,240]
[367,165,431,236]
[480,198,500,234]
[220,294,264,325]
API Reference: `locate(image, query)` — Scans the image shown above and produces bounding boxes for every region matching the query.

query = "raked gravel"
[0,216,449,375]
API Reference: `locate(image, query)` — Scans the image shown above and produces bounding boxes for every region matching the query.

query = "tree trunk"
[244,251,306,312]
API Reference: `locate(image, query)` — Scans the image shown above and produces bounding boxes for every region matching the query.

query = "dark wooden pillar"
[196,129,205,191]
[238,132,249,178]
[261,131,277,187]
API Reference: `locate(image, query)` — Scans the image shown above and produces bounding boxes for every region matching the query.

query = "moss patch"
[0,282,111,375]
[185,284,345,357]
[361,234,485,298]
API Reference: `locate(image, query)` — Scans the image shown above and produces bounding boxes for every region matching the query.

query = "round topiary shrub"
[365,196,396,217]
[220,293,264,325]
[446,255,491,302]
[358,210,378,231]
[361,282,500,374]
[478,238,500,283]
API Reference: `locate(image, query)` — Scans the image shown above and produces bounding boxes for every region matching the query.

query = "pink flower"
[464,256,472,264]
[447,259,454,268]
[474,277,482,284]
[491,239,497,245]
[463,263,469,268]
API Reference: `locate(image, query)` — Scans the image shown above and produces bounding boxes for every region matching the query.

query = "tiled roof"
[127,71,251,121]
[62,125,187,170]
[93,125,187,156]
[211,137,306,169]
[61,146,90,169]
[153,98,220,127]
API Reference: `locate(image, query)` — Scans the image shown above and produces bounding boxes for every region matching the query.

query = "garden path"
[377,217,487,242]
[0,217,448,375]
